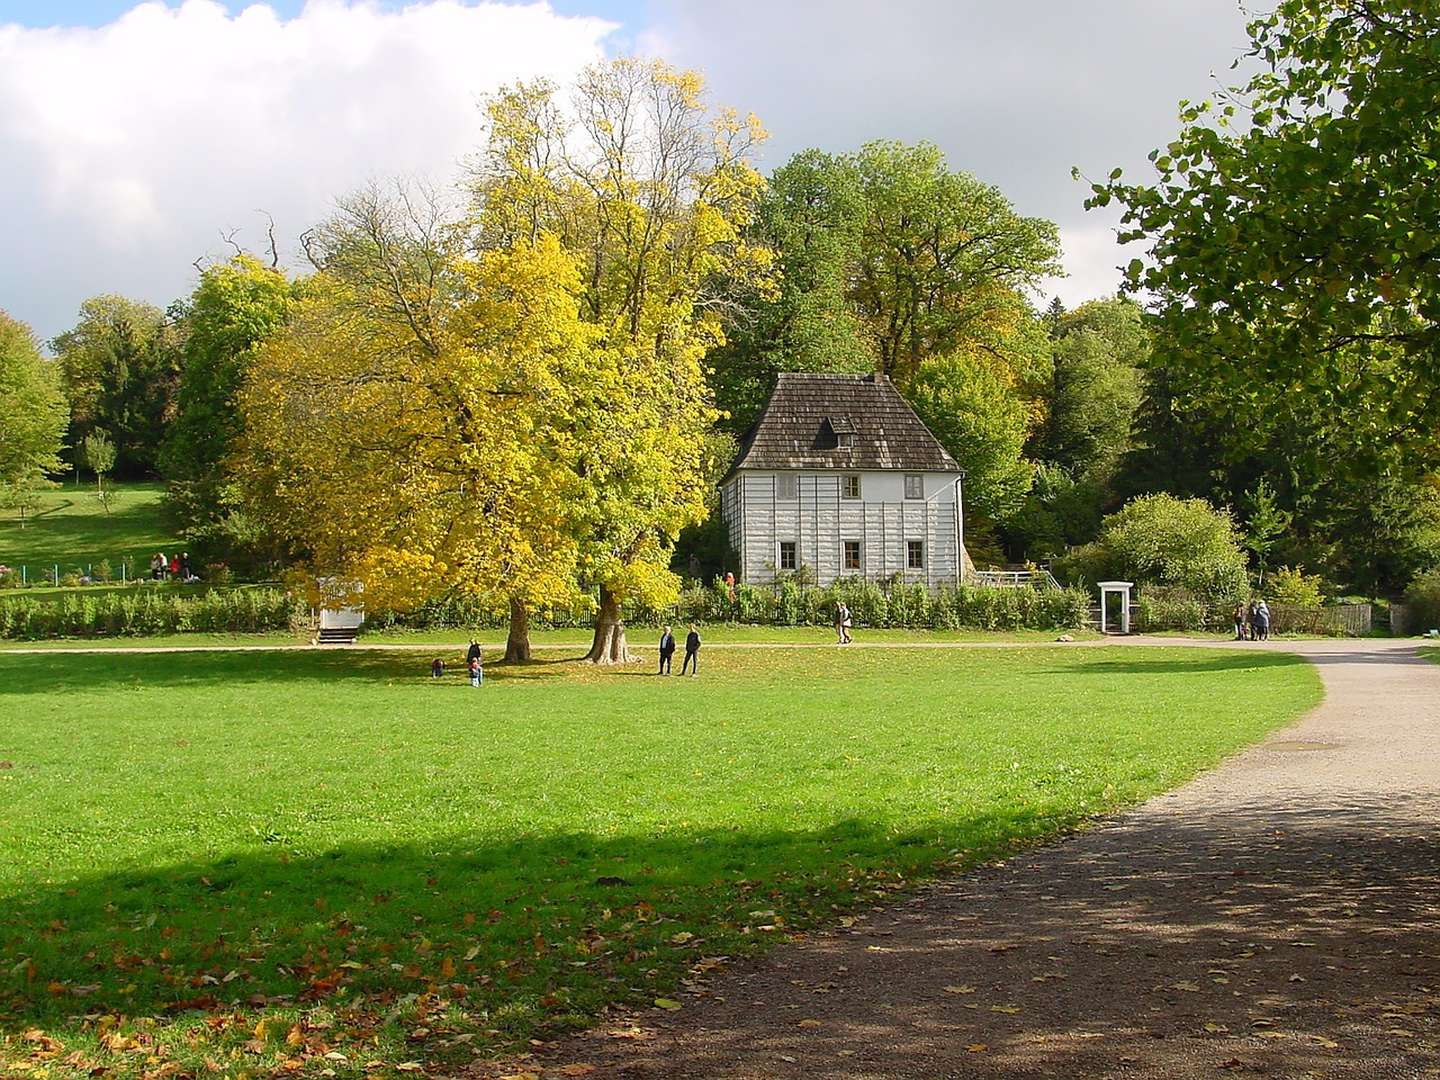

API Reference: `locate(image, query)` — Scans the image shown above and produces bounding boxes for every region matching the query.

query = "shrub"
[1264,565,1324,608]
[1405,568,1440,634]
[1055,493,1249,617]
[1134,586,1207,632]
[0,587,299,640]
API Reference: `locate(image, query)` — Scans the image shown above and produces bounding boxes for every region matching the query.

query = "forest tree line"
[3,0,1439,654]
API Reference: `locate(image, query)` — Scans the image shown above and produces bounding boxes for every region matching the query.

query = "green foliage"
[0,646,1318,1078]
[907,351,1034,520]
[1134,586,1208,633]
[51,295,183,475]
[1035,297,1146,479]
[161,256,300,565]
[1404,568,1440,634]
[368,578,1090,633]
[1056,493,1249,613]
[0,312,67,513]
[1243,479,1292,580]
[1094,1,1440,508]
[708,150,873,432]
[1265,565,1324,609]
[0,586,297,639]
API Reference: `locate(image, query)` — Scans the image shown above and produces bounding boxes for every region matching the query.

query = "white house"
[718,372,972,588]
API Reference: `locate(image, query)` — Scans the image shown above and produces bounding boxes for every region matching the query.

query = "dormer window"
[824,416,857,450]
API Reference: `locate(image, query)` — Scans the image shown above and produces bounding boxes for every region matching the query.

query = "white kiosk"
[1097,580,1133,635]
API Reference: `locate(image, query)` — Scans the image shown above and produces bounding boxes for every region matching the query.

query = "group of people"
[149,551,194,582]
[431,640,486,686]
[658,624,701,675]
[1234,598,1272,641]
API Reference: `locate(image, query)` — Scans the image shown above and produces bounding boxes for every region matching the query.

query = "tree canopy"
[0,312,68,519]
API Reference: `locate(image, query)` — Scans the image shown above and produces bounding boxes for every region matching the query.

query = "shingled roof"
[726,372,961,476]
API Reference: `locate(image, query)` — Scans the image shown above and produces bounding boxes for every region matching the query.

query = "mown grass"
[0,483,175,577]
[0,645,1321,1078]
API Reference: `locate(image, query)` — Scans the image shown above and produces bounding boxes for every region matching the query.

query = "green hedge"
[368,578,1092,633]
[0,588,300,639]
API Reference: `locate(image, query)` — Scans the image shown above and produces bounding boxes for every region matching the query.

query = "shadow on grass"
[0,649,581,695]
[517,805,1440,1080]
[0,811,1052,1063]
[1035,650,1313,676]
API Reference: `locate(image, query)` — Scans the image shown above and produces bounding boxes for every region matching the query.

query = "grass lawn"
[0,482,176,579]
[0,645,1321,1078]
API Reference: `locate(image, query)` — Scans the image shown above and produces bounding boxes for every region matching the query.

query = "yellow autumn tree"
[236,207,599,661]
[472,57,774,662]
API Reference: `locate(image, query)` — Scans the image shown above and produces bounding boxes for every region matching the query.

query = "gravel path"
[478,637,1440,1079]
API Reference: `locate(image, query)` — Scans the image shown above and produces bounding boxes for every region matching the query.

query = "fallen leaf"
[943,985,975,995]
[558,1067,596,1077]
[966,1043,988,1053]
[990,1005,1021,1014]
[653,998,682,1011]
[798,1019,822,1028]
[1171,981,1201,992]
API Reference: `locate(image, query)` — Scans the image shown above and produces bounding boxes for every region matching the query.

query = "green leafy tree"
[161,256,301,566]
[0,312,67,526]
[1037,297,1146,478]
[708,149,872,432]
[81,429,117,515]
[1243,479,1292,585]
[1057,493,1250,612]
[850,141,1061,385]
[1092,0,1440,496]
[907,351,1033,520]
[52,296,183,476]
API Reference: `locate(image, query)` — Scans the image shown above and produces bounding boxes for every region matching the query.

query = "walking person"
[840,601,853,645]
[658,624,676,675]
[833,602,846,645]
[682,623,701,677]
[1255,598,1272,641]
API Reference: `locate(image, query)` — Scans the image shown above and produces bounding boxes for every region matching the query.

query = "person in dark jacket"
[658,625,676,675]
[466,639,482,666]
[682,624,701,676]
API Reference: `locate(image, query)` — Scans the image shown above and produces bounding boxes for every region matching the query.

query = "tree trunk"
[505,596,532,663]
[585,585,635,664]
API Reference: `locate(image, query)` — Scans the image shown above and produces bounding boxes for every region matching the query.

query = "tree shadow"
[0,649,578,695]
[525,802,1440,1078]
[0,812,1049,1070]
[1036,650,1312,676]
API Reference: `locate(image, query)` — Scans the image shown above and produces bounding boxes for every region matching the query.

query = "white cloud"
[0,0,617,340]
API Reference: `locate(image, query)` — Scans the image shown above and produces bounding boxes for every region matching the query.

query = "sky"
[0,0,1251,343]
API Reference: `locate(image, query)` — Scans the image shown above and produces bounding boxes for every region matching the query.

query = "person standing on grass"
[658,624,676,675]
[151,552,164,581]
[1255,598,1272,641]
[840,601,853,645]
[1233,601,1247,641]
[682,623,701,676]
[468,648,483,687]
[833,602,845,644]
[466,638,482,667]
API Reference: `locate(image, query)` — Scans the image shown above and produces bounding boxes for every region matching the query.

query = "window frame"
[778,540,798,571]
[842,539,862,572]
[842,474,862,500]
[904,473,925,500]
[775,473,799,501]
[906,539,925,570]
